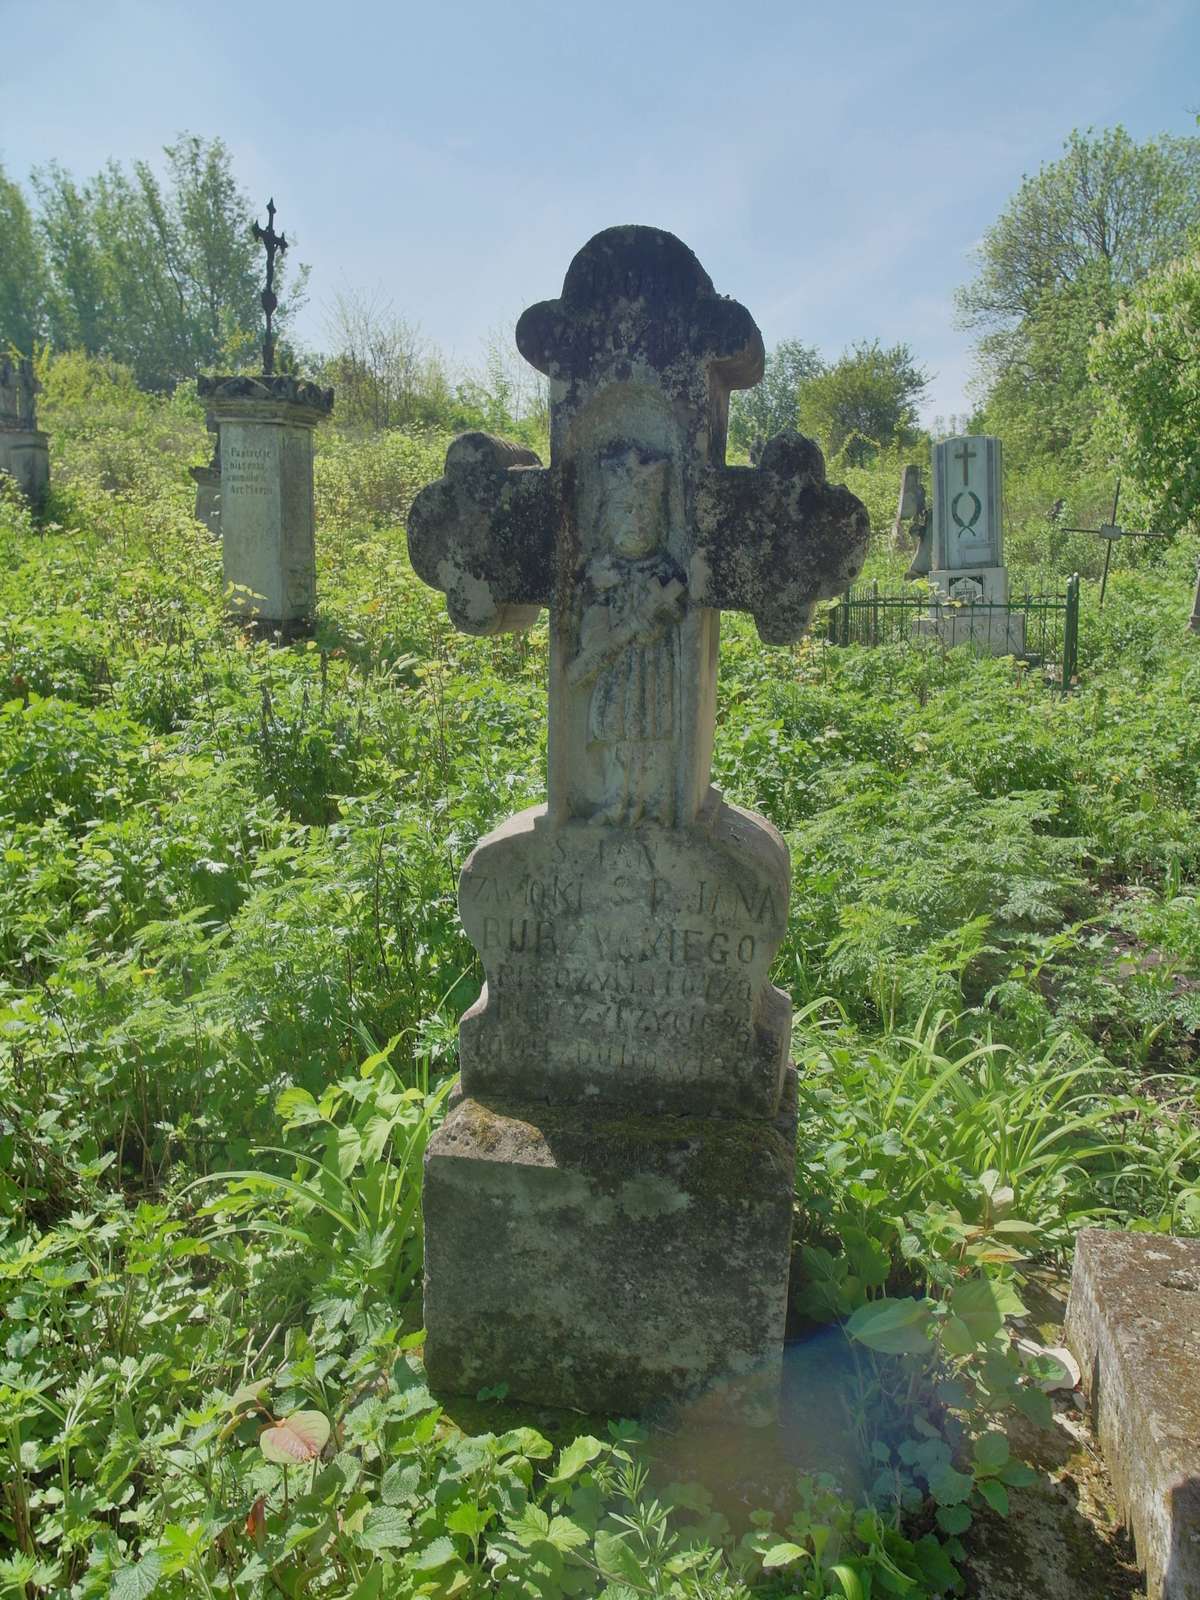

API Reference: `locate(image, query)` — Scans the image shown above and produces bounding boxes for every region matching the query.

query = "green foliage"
[960,125,1200,468]
[728,339,824,457]
[0,355,1198,1598]
[0,162,48,355]
[13,135,303,389]
[1090,238,1200,532]
[796,341,930,467]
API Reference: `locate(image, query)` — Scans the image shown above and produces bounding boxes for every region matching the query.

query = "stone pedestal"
[914,564,1027,656]
[424,1078,797,1422]
[1066,1230,1200,1600]
[190,464,221,537]
[0,428,50,510]
[198,375,333,635]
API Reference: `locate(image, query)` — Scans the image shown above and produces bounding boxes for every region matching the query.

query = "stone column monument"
[0,357,50,510]
[408,225,869,1420]
[199,375,333,634]
[911,434,1025,655]
[191,414,222,537]
[198,200,333,635]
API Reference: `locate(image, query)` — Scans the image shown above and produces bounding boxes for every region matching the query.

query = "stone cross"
[409,225,869,1422]
[410,226,867,835]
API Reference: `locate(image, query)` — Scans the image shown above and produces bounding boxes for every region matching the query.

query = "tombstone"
[0,356,50,510]
[408,225,869,1421]
[893,463,928,560]
[1066,1230,1200,1599]
[197,374,333,635]
[911,434,1025,655]
[190,413,221,537]
[1189,554,1200,635]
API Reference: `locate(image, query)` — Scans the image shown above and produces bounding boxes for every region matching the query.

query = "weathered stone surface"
[201,378,333,632]
[0,429,50,510]
[191,464,221,537]
[409,225,869,1419]
[0,356,49,509]
[459,799,790,1119]
[423,1074,797,1422]
[0,355,39,430]
[1065,1228,1200,1600]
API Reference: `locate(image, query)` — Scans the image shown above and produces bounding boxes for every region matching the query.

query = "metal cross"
[1061,480,1170,607]
[953,440,976,486]
[252,198,289,376]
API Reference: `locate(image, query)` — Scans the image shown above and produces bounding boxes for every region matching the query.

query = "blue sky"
[2,0,1196,422]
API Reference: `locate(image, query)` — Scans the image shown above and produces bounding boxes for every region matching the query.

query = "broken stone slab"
[1065,1228,1200,1600]
[422,1073,797,1423]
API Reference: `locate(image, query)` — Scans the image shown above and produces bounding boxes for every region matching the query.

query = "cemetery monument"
[408,225,869,1420]
[906,434,1026,655]
[198,200,333,635]
[0,356,50,509]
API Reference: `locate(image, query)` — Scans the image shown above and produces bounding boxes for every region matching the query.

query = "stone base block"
[0,428,49,509]
[913,609,1027,658]
[191,464,221,537]
[1066,1229,1200,1600]
[423,1077,797,1422]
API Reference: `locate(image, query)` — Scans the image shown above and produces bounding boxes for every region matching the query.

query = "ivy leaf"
[973,1432,1010,1472]
[846,1297,933,1354]
[407,1535,458,1572]
[595,1529,646,1586]
[936,1502,973,1535]
[977,1478,1010,1516]
[760,1541,808,1569]
[949,1276,1025,1344]
[110,1552,164,1600]
[547,1434,605,1483]
[356,1505,412,1551]
[259,1410,330,1465]
[928,1465,974,1506]
[380,1459,421,1505]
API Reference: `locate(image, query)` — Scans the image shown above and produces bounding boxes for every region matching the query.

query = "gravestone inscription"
[198,375,334,634]
[409,225,869,1418]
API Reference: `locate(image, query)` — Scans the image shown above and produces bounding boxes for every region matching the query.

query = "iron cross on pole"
[1061,480,1170,608]
[252,198,288,376]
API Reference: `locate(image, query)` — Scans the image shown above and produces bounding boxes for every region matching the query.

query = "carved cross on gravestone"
[409,226,869,1421]
[410,225,868,834]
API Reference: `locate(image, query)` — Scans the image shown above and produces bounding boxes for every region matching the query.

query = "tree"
[958,126,1200,457]
[19,135,302,389]
[728,338,824,455]
[1089,239,1200,532]
[0,165,48,355]
[321,289,442,430]
[795,340,930,466]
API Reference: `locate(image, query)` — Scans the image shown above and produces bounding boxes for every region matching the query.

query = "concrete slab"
[1066,1229,1200,1599]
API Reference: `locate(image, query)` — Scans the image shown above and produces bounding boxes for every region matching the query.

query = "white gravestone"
[919,434,1025,655]
[408,225,870,1421]
[198,376,333,635]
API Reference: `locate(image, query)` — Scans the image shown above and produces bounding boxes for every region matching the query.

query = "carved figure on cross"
[408,225,870,832]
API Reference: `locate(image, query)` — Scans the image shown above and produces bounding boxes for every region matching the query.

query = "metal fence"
[826,574,1080,692]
